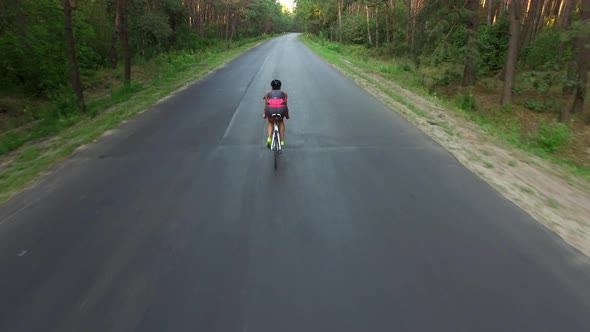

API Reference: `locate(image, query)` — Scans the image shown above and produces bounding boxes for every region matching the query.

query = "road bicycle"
[269,114,282,170]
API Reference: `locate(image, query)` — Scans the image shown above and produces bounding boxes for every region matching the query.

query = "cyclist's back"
[263,79,289,148]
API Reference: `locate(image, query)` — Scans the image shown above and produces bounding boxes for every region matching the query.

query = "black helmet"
[271,79,282,89]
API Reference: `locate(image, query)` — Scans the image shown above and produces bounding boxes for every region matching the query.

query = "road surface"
[1,33,590,332]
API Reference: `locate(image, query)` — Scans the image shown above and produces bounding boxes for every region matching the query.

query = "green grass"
[0,36,273,203]
[546,157,590,183]
[14,146,40,162]
[0,110,84,155]
[508,160,518,167]
[437,121,455,136]
[546,198,561,209]
[469,154,483,162]
[484,161,494,169]
[517,184,535,194]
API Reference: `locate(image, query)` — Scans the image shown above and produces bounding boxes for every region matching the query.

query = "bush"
[428,26,467,65]
[325,42,342,53]
[456,92,476,111]
[532,122,572,152]
[401,63,413,72]
[525,28,561,70]
[172,29,208,51]
[523,72,557,95]
[130,11,174,57]
[477,17,509,75]
[524,99,546,112]
[434,68,461,86]
[51,88,80,116]
[378,64,399,74]
[341,13,368,45]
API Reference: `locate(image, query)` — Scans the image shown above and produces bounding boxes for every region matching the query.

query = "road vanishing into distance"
[1,33,590,332]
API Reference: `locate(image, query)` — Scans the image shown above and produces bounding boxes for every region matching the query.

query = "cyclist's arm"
[283,92,288,106]
[263,91,269,118]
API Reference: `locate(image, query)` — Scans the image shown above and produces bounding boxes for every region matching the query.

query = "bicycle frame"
[270,114,282,170]
[270,115,282,152]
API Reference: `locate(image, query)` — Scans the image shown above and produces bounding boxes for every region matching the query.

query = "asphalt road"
[1,33,590,332]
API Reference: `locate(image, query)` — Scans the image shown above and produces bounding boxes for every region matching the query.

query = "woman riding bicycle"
[263,79,289,148]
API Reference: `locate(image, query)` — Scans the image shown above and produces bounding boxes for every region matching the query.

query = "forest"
[0,0,293,104]
[294,0,590,172]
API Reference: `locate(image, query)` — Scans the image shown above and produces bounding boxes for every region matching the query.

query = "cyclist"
[263,79,289,148]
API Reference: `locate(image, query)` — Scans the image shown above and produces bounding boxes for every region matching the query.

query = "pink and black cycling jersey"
[267,90,286,108]
[266,90,288,117]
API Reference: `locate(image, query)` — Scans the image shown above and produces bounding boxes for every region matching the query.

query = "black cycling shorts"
[265,106,288,120]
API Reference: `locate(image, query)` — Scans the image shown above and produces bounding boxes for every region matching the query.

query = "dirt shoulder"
[334,58,590,257]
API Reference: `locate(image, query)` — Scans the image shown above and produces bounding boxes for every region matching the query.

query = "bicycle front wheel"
[273,133,280,170]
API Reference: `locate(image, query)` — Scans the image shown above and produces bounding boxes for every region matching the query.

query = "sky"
[279,0,295,12]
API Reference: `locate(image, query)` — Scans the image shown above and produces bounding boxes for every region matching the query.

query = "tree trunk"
[64,0,85,112]
[390,0,396,45]
[230,7,235,44]
[548,0,561,24]
[563,56,577,95]
[385,2,390,44]
[558,0,574,61]
[15,0,26,39]
[110,0,121,69]
[199,2,205,37]
[520,0,541,52]
[564,4,581,98]
[501,0,521,105]
[499,0,506,13]
[487,0,495,25]
[119,0,131,84]
[375,4,379,48]
[531,0,547,43]
[463,0,480,86]
[338,0,343,43]
[366,5,372,46]
[406,0,412,50]
[225,1,230,49]
[570,0,590,115]
[534,0,550,41]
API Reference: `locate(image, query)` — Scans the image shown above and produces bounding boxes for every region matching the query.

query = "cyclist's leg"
[266,121,273,148]
[265,109,273,147]
[266,120,273,138]
[279,120,285,144]
[278,107,286,144]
